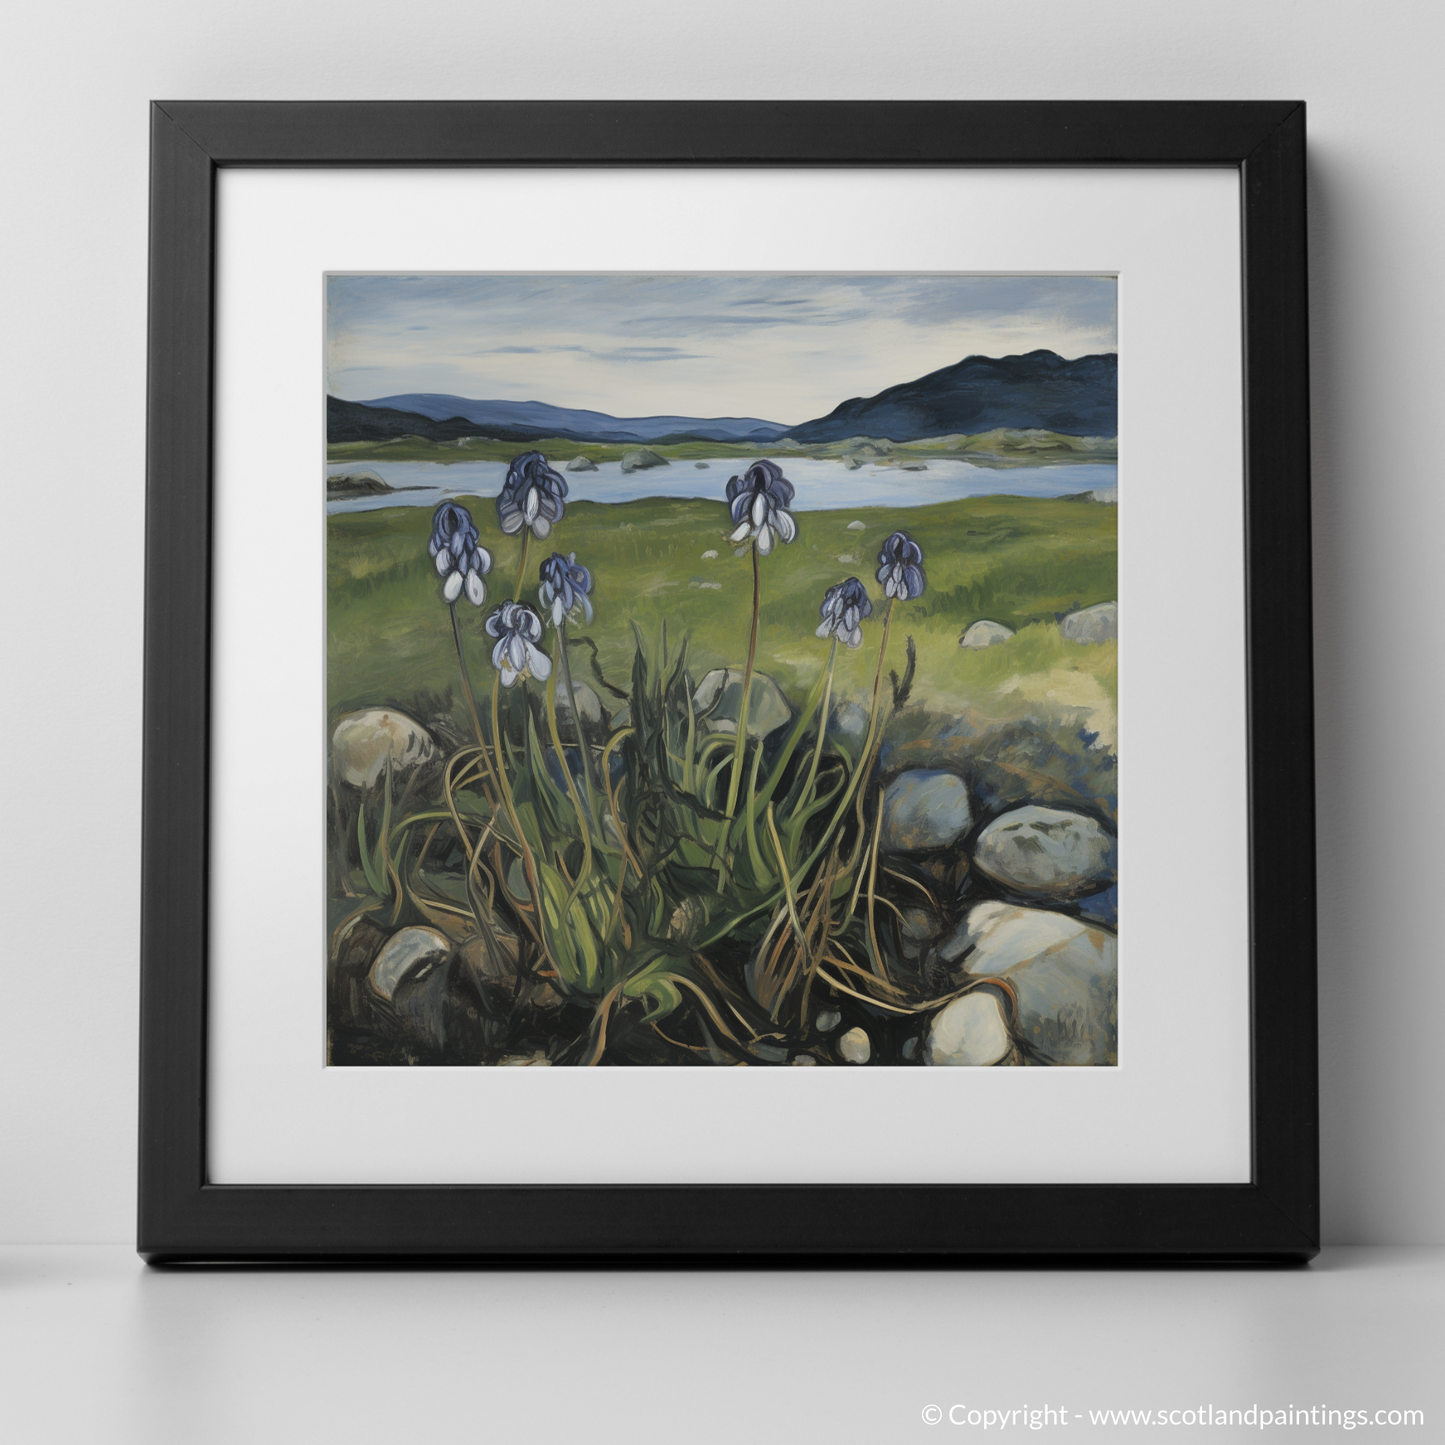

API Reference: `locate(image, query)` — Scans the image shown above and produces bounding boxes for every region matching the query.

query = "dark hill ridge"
[782,350,1117,444]
[344,393,787,446]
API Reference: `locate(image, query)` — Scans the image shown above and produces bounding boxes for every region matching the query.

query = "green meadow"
[329,493,1117,744]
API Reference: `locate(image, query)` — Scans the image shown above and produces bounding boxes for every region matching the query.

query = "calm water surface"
[327,456,1118,515]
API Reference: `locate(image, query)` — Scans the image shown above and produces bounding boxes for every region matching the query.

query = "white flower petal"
[774,510,796,544]
[847,627,863,649]
[524,486,540,525]
[531,517,551,540]
[500,666,518,687]
[476,547,492,574]
[580,593,593,624]
[464,571,486,606]
[756,525,774,556]
[552,597,565,627]
[751,493,768,527]
[816,621,832,639]
[729,522,751,544]
[435,551,453,576]
[443,570,464,601]
[527,643,553,681]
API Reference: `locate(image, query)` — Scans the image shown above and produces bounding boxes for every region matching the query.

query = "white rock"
[702,549,719,559]
[940,902,1117,1066]
[815,1009,842,1033]
[925,990,1013,1066]
[837,1027,871,1064]
[332,709,435,789]
[960,619,1015,650]
[368,926,450,1001]
[846,520,866,530]
[1060,601,1117,643]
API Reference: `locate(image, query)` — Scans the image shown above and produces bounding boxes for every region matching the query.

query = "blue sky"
[327,273,1116,425]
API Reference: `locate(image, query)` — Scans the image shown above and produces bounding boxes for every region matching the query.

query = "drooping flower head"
[496,451,568,540]
[725,459,797,556]
[816,577,873,649]
[876,531,926,601]
[428,501,492,606]
[537,551,593,628]
[484,601,552,688]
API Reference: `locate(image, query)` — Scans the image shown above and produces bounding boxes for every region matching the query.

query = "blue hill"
[356,393,788,445]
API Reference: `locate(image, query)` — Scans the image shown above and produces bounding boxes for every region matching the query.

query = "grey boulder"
[879,770,972,854]
[551,679,605,741]
[332,709,435,789]
[960,619,1015,650]
[939,901,1117,1066]
[565,455,597,472]
[1061,601,1117,643]
[972,805,1116,899]
[693,669,792,739]
[620,448,669,474]
[842,456,862,470]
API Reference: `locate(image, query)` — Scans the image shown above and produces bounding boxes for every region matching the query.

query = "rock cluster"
[876,768,1118,1068]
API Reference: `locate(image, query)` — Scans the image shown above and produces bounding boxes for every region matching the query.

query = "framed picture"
[140,101,1317,1261]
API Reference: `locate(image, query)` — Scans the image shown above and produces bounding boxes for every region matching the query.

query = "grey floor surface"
[1,1246,1440,1442]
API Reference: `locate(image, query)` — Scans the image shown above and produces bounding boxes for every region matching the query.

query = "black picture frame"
[140,100,1316,1263]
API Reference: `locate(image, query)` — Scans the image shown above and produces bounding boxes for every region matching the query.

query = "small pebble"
[815,1009,842,1033]
[838,1027,871,1064]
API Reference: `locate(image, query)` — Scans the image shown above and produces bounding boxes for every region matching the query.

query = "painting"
[325,273,1118,1068]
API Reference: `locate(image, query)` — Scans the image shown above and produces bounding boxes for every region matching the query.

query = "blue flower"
[725,459,797,556]
[496,451,568,540]
[484,601,552,687]
[876,531,926,601]
[428,502,492,606]
[816,577,873,649]
[538,551,593,627]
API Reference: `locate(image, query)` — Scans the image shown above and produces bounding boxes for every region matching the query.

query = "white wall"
[1,0,1439,1245]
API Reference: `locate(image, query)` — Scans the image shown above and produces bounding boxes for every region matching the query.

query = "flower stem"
[557,620,599,815]
[515,532,532,600]
[491,672,545,931]
[819,597,894,853]
[544,632,595,922]
[722,539,761,825]
[800,637,838,804]
[449,602,499,806]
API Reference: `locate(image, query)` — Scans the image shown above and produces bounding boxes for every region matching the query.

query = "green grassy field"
[329,494,1117,746]
[327,427,1117,470]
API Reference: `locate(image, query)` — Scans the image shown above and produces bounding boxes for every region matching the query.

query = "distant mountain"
[333,392,789,446]
[782,350,1116,444]
[328,397,533,445]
